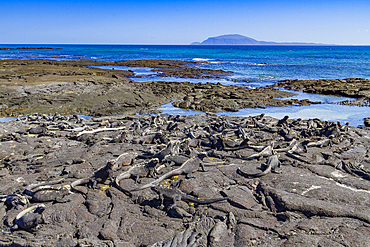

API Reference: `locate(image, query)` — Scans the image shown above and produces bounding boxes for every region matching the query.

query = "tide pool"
[158,102,369,127]
[0,117,16,123]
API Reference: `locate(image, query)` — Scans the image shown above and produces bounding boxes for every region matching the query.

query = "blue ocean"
[1,45,370,125]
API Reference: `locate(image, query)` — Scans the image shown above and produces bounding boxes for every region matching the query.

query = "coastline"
[276,78,370,107]
[0,59,318,118]
[0,54,369,245]
[1,58,369,126]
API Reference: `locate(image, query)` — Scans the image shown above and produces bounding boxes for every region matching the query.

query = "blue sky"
[1,0,369,44]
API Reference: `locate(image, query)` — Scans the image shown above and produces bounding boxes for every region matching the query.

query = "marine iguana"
[244,143,274,160]
[71,157,126,195]
[24,178,70,203]
[132,132,166,144]
[130,156,206,192]
[221,140,253,151]
[306,138,331,148]
[151,186,227,210]
[163,155,190,166]
[138,140,181,162]
[277,115,289,127]
[237,154,281,178]
[10,204,46,231]
[0,194,29,209]
[114,158,159,187]
[274,139,307,156]
[113,151,138,166]
[274,139,298,152]
[286,151,309,164]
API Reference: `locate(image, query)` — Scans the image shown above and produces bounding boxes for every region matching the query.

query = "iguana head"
[150,186,159,193]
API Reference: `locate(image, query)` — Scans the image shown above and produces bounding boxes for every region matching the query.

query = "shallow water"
[90,65,364,125]
[2,103,367,126]
[94,65,299,89]
[158,102,369,127]
[0,117,16,123]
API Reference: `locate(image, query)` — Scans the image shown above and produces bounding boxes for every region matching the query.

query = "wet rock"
[0,59,324,117]
[365,117,370,127]
[276,78,370,107]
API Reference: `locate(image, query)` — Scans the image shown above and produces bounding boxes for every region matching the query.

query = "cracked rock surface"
[0,113,369,246]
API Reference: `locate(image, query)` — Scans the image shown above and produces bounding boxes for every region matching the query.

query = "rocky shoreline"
[0,113,369,246]
[275,78,370,107]
[1,59,369,118]
[0,59,320,117]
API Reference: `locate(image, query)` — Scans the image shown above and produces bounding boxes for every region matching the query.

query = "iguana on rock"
[115,158,159,187]
[71,152,137,195]
[237,154,281,178]
[130,156,206,192]
[138,140,180,161]
[151,186,228,210]
[24,178,69,203]
[71,158,125,195]
[10,204,46,231]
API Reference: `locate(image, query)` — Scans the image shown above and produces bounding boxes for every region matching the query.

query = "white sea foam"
[227,61,290,66]
[192,58,214,62]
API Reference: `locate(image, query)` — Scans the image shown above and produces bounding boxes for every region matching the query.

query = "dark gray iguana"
[71,160,121,195]
[138,140,181,162]
[24,178,70,203]
[114,158,159,188]
[10,204,46,231]
[151,186,228,210]
[237,154,281,178]
[71,151,137,195]
[130,156,206,192]
[1,194,29,209]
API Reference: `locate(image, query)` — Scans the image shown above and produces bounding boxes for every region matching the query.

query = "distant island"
[0,47,54,50]
[191,34,320,45]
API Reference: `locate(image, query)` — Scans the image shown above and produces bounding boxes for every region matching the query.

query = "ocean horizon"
[1,44,370,79]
